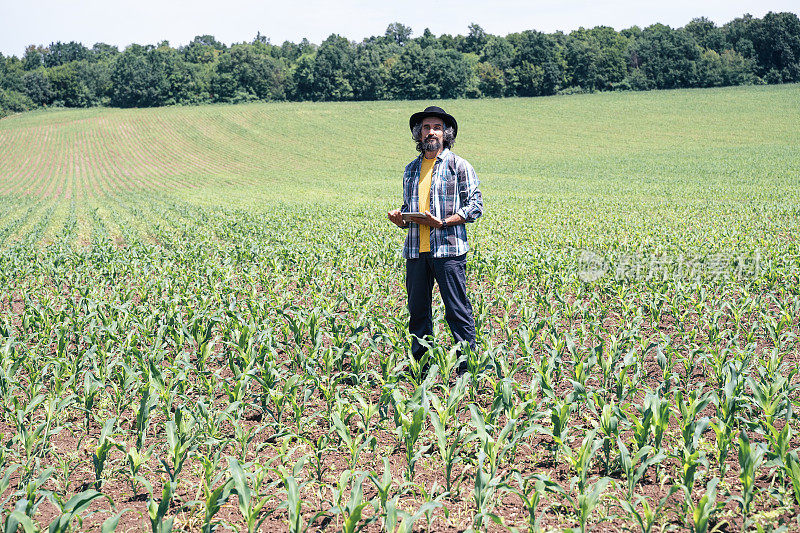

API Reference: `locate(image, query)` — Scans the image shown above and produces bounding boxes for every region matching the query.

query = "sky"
[2,0,798,57]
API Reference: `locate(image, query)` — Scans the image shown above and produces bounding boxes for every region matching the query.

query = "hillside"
[0,84,798,249]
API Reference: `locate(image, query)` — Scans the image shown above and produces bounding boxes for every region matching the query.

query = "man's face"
[420,117,445,154]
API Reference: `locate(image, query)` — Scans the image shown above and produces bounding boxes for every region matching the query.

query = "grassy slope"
[0,84,798,251]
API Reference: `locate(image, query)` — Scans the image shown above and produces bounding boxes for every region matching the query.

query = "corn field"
[1,85,799,531]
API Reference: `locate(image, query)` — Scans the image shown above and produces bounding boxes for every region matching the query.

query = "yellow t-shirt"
[419,157,435,253]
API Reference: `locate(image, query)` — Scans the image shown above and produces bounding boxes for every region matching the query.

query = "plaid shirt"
[399,148,483,259]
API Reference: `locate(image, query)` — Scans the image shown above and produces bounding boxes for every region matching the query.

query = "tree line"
[1,12,799,117]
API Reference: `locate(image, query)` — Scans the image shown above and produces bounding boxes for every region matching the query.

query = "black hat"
[409,106,458,139]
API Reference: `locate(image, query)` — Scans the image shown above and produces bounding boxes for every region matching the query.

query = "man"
[387,106,483,375]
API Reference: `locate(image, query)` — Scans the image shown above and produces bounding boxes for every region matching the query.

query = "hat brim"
[409,111,458,139]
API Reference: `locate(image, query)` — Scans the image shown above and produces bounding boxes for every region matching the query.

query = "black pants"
[406,252,476,360]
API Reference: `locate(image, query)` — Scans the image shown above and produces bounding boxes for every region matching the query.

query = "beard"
[422,137,441,152]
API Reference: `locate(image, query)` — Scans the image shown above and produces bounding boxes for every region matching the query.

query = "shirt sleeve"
[456,159,483,223]
[400,171,410,228]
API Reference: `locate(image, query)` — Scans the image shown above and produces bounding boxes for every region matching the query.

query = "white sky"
[2,0,798,57]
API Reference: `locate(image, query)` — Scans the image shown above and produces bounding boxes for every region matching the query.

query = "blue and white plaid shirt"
[399,148,483,259]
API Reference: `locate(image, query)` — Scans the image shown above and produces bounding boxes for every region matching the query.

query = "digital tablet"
[401,212,429,224]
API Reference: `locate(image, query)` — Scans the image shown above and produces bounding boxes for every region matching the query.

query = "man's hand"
[387,208,405,228]
[420,210,443,228]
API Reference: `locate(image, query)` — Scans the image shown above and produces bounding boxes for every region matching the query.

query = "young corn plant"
[502,471,566,533]
[45,489,109,533]
[614,487,679,533]
[329,469,375,533]
[134,384,156,450]
[263,372,300,435]
[531,343,559,399]
[711,364,744,478]
[676,447,708,518]
[7,467,53,525]
[368,457,400,528]
[430,377,475,495]
[147,480,177,533]
[380,496,444,533]
[655,344,676,395]
[595,401,620,475]
[690,477,721,533]
[785,452,800,510]
[160,410,196,487]
[736,430,766,524]
[676,388,712,459]
[304,433,332,486]
[92,418,118,490]
[200,472,234,533]
[228,459,278,533]
[471,450,503,532]
[390,379,431,481]
[472,402,529,479]
[541,389,573,463]
[411,481,448,531]
[647,391,671,455]
[748,354,794,433]
[617,440,666,500]
[569,476,612,533]
[331,410,376,469]
[630,401,654,452]
[564,430,602,495]
[0,464,20,512]
[125,444,154,496]
[491,375,530,422]
[230,417,265,463]
[674,390,712,512]
[280,470,328,533]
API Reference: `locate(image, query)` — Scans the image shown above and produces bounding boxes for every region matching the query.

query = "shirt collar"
[417,148,451,163]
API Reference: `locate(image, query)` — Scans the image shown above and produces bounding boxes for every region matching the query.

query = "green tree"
[417,28,441,50]
[22,45,46,70]
[507,30,565,95]
[289,53,315,100]
[0,54,25,93]
[629,24,702,89]
[438,33,458,50]
[695,49,756,87]
[279,41,303,62]
[463,23,488,54]
[475,61,505,97]
[433,48,474,98]
[350,43,390,100]
[309,34,354,100]
[480,35,515,71]
[387,42,438,99]
[753,12,800,81]
[0,88,33,117]
[91,43,119,62]
[182,35,226,64]
[22,69,52,105]
[110,44,170,107]
[48,61,96,107]
[212,44,286,102]
[385,22,413,46]
[723,12,800,81]
[685,17,725,52]
[44,41,90,67]
[565,27,630,90]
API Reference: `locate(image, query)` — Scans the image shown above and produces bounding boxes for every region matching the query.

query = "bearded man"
[387,106,483,375]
